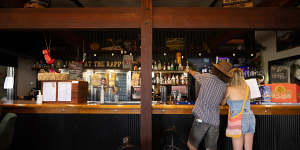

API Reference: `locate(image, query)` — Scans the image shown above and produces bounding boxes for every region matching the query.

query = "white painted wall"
[255,31,300,83]
[16,57,37,97]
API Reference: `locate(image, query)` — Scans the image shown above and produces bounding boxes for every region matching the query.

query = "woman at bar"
[221,68,255,150]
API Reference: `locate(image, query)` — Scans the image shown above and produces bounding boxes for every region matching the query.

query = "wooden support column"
[140,0,152,150]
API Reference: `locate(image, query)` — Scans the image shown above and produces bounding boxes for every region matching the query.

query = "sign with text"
[270,65,289,83]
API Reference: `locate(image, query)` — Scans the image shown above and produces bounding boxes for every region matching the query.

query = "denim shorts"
[230,109,256,134]
[188,119,219,150]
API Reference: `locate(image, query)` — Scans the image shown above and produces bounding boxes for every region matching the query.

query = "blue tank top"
[227,99,251,112]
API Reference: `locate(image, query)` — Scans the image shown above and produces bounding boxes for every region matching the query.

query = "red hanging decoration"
[43,49,56,64]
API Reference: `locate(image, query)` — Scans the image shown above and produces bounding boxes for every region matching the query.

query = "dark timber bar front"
[1,101,300,150]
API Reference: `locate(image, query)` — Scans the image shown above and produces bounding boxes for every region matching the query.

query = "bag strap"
[228,86,249,118]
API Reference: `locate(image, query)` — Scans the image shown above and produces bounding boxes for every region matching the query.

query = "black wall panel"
[11,114,140,150]
[9,114,300,150]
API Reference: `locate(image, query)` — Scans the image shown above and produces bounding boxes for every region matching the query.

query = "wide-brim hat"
[212,60,232,78]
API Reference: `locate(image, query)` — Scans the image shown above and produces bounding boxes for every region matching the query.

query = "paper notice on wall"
[43,82,56,101]
[246,78,261,99]
[58,82,72,101]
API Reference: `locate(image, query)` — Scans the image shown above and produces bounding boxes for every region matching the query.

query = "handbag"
[225,87,249,138]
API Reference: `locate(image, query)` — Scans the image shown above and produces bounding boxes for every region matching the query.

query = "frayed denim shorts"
[230,109,256,134]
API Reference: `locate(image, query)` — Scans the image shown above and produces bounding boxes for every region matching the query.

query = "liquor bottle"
[167,74,172,84]
[167,62,171,71]
[174,59,178,70]
[163,62,166,71]
[170,62,174,71]
[153,60,158,70]
[171,75,175,85]
[175,75,179,85]
[180,74,185,85]
[186,61,189,69]
[157,60,162,71]
[253,67,257,77]
[156,74,160,84]
[178,63,183,71]
[164,76,167,84]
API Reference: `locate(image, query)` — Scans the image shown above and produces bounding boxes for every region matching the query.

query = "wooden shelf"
[132,70,185,73]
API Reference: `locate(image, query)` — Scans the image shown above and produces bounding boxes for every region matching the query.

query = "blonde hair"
[228,68,249,91]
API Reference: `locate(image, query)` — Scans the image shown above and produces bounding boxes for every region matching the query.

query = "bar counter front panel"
[1,102,300,150]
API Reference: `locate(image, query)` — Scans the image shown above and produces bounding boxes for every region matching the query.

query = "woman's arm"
[221,87,229,105]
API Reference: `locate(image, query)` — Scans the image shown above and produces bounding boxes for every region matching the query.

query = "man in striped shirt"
[186,60,232,150]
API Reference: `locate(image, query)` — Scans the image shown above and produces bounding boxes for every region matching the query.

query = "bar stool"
[0,113,17,150]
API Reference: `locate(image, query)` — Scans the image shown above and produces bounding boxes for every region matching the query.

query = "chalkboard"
[270,65,289,83]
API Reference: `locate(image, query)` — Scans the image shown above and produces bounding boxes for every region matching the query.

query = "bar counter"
[1,100,300,115]
[1,100,300,150]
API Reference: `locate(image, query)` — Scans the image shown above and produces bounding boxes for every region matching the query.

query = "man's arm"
[185,68,198,76]
[185,68,202,84]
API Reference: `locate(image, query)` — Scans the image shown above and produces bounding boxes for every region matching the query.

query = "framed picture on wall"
[276,31,300,52]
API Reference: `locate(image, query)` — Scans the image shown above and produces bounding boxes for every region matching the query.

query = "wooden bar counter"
[1,100,300,115]
[1,100,300,150]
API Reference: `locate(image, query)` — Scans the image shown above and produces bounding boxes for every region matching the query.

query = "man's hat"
[212,60,232,78]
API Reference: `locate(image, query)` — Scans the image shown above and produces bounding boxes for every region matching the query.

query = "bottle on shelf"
[178,62,183,71]
[156,74,160,84]
[157,60,162,71]
[153,60,158,70]
[163,61,166,71]
[180,74,185,85]
[170,62,174,71]
[186,61,189,69]
[167,74,172,84]
[171,75,175,85]
[175,75,179,85]
[167,62,171,71]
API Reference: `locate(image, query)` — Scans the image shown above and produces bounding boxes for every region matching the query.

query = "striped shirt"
[192,72,227,127]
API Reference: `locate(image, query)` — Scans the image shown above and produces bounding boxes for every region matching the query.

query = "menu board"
[69,61,83,80]
[58,82,72,101]
[270,65,289,83]
[43,82,56,101]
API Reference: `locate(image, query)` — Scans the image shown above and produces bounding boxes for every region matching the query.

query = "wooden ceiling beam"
[69,0,84,8]
[256,0,298,7]
[0,8,141,29]
[0,8,300,29]
[0,0,26,8]
[207,0,299,52]
[153,7,300,29]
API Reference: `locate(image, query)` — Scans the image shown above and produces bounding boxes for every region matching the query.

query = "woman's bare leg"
[244,133,254,150]
[232,136,244,150]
